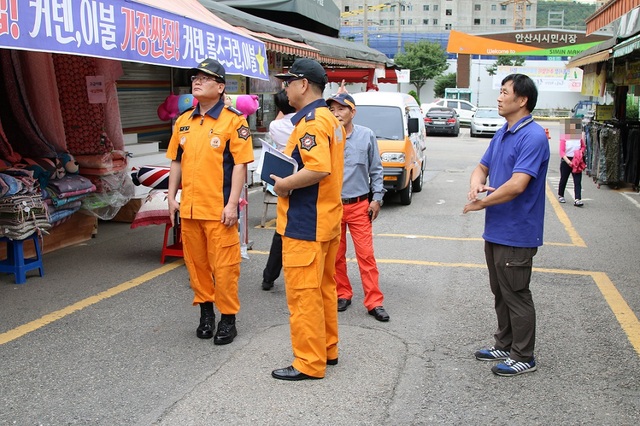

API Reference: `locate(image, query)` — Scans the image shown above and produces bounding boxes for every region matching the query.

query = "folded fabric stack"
[42,174,96,227]
[76,150,127,176]
[74,150,134,220]
[0,169,51,240]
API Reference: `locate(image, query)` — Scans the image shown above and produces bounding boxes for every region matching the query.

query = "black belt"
[341,194,369,205]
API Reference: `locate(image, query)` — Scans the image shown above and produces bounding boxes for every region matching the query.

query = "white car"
[422,99,477,125]
[470,108,506,137]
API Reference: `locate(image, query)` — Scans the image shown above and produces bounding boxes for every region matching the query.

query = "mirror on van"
[408,117,419,135]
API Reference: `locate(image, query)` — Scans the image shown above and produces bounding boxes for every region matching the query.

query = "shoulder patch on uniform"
[299,133,317,151]
[305,109,316,121]
[237,125,251,140]
[226,105,244,116]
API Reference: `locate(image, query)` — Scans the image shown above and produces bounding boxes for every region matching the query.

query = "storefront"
[567,3,640,190]
[0,0,268,253]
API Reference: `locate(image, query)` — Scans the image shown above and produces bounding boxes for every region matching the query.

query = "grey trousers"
[484,241,538,362]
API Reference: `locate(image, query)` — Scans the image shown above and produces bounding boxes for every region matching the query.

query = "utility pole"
[397,2,402,54]
[363,0,368,46]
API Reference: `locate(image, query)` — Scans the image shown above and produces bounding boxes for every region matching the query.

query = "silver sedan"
[469,107,506,137]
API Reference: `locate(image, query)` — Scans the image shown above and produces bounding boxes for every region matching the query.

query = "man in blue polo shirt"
[463,74,550,376]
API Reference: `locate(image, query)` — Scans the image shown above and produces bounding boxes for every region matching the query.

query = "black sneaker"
[262,280,274,291]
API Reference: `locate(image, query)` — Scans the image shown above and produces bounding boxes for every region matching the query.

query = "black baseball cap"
[326,93,356,109]
[191,58,226,83]
[275,58,328,85]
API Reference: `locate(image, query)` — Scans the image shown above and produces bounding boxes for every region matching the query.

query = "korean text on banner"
[0,0,268,80]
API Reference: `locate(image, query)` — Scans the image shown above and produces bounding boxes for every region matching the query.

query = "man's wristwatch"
[373,199,384,207]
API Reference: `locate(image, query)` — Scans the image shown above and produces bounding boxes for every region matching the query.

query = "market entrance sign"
[447,29,610,57]
[0,0,268,80]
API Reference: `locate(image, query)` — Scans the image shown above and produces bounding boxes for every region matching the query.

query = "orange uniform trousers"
[181,218,241,314]
[282,235,340,378]
[335,200,384,310]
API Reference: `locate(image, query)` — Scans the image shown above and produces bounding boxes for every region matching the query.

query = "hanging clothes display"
[585,120,640,189]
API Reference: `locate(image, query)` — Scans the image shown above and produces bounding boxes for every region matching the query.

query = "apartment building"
[337,0,539,39]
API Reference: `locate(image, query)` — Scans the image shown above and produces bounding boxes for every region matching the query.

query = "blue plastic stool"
[0,234,44,284]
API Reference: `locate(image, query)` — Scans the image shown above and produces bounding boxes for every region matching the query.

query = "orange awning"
[566,49,611,68]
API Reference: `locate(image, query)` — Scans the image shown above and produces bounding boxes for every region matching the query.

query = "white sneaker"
[558,196,566,203]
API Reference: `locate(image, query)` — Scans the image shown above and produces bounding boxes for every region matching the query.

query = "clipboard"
[260,151,297,185]
[258,138,298,186]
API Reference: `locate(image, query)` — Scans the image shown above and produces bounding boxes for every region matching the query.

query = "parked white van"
[351,92,427,205]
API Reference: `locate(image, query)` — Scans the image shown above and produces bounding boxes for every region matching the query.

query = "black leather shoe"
[214,316,237,345]
[368,306,390,322]
[196,302,215,339]
[337,298,351,312]
[327,358,338,366]
[271,366,321,381]
[262,280,274,291]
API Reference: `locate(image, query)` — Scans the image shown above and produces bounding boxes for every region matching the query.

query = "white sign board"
[396,69,411,83]
[492,66,583,92]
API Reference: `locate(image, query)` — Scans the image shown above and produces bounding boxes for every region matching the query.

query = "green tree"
[536,1,596,30]
[408,90,420,104]
[394,40,449,95]
[486,55,526,76]
[434,73,457,98]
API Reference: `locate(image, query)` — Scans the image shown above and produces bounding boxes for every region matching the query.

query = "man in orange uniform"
[167,58,253,345]
[270,58,345,381]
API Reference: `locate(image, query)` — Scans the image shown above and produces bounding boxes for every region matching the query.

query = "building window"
[526,19,531,25]
[434,5,439,12]
[445,23,452,30]
[433,18,438,25]
[408,19,413,25]
[526,4,532,10]
[381,19,388,25]
[491,5,496,11]
[390,19,395,26]
[501,5,507,11]
[474,19,481,25]
[446,9,452,16]
[423,19,429,25]
[423,5,429,11]
[500,19,507,25]
[490,19,496,25]
[475,5,481,11]
[344,6,349,13]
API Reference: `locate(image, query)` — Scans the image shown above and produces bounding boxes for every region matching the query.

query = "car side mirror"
[408,117,419,134]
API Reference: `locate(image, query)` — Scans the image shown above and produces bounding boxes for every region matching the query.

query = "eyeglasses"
[191,74,220,84]
[282,78,305,88]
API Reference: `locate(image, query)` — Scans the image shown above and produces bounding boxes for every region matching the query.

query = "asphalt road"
[1,121,639,425]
